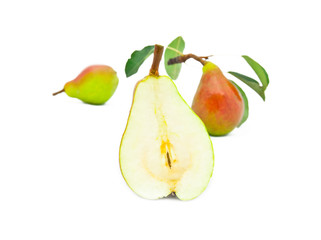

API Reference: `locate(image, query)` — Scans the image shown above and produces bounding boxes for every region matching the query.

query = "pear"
[192,62,244,136]
[120,45,214,200]
[53,65,119,105]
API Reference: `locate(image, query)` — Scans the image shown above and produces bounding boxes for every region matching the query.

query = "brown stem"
[52,89,64,96]
[149,44,164,76]
[168,54,211,66]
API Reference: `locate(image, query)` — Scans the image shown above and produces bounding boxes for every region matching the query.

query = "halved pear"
[119,75,214,200]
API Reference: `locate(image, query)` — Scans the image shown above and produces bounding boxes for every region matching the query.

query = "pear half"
[120,75,214,200]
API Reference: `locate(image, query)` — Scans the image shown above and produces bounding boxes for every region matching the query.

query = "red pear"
[192,62,244,136]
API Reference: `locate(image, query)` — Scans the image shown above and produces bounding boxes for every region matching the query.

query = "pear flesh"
[120,75,214,200]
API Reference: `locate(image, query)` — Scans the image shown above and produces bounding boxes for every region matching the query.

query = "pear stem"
[149,44,164,77]
[52,89,65,96]
[167,54,212,66]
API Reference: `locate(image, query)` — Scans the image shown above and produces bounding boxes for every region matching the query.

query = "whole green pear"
[53,65,119,105]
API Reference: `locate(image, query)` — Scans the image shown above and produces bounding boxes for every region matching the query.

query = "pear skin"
[192,62,244,136]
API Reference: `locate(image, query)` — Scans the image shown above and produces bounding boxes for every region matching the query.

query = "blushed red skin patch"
[192,68,244,136]
[67,65,115,85]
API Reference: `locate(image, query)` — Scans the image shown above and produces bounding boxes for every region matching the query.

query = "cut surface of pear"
[120,75,214,200]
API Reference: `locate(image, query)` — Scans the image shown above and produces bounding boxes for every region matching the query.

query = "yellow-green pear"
[53,65,118,105]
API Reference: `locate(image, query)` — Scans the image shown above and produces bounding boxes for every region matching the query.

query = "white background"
[1,0,320,239]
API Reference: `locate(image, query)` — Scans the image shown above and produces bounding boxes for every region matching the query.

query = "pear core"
[120,75,214,200]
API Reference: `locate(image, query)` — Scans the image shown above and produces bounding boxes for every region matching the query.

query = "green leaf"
[242,55,269,90]
[230,80,249,127]
[164,36,185,80]
[228,71,265,101]
[125,45,155,77]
